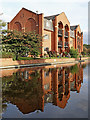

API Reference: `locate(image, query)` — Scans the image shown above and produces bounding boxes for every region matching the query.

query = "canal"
[1,62,89,118]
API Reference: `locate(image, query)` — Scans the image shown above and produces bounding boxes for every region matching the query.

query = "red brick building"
[8,7,83,56]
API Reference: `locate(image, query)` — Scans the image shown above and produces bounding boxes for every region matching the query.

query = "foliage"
[18,57,40,60]
[82,45,90,56]
[2,30,42,60]
[65,51,68,55]
[81,51,86,56]
[0,19,6,30]
[87,48,90,55]
[69,47,78,58]
[0,51,13,58]
[83,44,90,49]
[2,69,43,97]
[70,64,79,74]
[47,50,57,57]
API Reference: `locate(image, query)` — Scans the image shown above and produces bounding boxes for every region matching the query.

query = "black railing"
[64,32,68,38]
[58,29,62,36]
[58,41,62,48]
[64,42,68,47]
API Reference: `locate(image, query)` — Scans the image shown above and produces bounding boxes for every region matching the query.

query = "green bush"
[69,47,78,58]
[81,51,86,55]
[18,57,40,60]
[0,51,13,58]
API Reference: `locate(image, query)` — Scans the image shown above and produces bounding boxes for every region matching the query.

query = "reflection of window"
[24,71,28,79]
[44,71,49,77]
[44,83,50,90]
[44,34,49,40]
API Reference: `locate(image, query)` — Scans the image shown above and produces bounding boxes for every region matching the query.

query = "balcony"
[58,29,62,36]
[64,42,68,48]
[64,32,68,38]
[58,41,62,48]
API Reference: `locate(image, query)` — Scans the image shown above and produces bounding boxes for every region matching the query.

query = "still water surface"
[2,62,88,118]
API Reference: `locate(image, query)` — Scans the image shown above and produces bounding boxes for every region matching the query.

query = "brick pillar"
[54,69,58,94]
[66,72,70,100]
[75,30,77,49]
[73,38,75,49]
[41,69,45,93]
[36,13,39,34]
[41,69,45,112]
[7,22,10,30]
[75,73,78,90]
[68,30,70,52]
[81,67,83,83]
[22,27,25,32]
[39,13,44,56]
[62,68,65,94]
[68,72,70,91]
[62,28,65,52]
[81,33,83,52]
[55,16,58,52]
[53,69,58,106]
[80,36,81,53]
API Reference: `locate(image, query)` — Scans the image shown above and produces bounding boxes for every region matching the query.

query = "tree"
[69,47,78,58]
[0,19,6,58]
[88,48,90,55]
[2,30,42,60]
[0,19,6,30]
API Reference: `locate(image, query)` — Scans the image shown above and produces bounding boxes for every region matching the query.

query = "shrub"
[0,51,13,58]
[69,47,78,58]
[81,51,86,56]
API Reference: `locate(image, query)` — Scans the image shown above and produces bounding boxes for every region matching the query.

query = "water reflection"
[2,63,86,115]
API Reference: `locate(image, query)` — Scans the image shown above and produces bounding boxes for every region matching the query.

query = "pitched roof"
[22,7,37,14]
[44,14,59,20]
[70,25,78,30]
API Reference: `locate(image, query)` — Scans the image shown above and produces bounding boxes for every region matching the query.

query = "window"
[44,47,49,51]
[44,34,49,40]
[70,40,73,44]
[44,83,50,90]
[46,21,50,27]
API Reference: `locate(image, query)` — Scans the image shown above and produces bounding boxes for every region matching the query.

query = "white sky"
[0,0,89,44]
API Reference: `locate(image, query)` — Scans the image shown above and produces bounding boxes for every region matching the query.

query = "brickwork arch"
[64,24,69,31]
[25,18,36,32]
[58,21,63,29]
[13,22,22,31]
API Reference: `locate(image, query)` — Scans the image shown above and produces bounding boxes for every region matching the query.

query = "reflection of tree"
[2,103,7,113]
[82,64,86,68]
[70,64,79,74]
[2,70,43,114]
[2,64,86,115]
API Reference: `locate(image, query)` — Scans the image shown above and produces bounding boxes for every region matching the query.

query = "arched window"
[25,18,36,32]
[13,22,22,31]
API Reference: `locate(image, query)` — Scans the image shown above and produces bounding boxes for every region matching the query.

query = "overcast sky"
[0,0,89,44]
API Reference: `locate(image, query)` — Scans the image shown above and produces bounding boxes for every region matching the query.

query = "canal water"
[1,62,89,118]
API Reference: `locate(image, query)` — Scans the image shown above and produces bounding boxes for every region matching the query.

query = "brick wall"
[0,57,89,67]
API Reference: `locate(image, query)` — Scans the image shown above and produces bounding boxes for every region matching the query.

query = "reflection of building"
[8,8,83,55]
[2,64,84,114]
[70,64,83,93]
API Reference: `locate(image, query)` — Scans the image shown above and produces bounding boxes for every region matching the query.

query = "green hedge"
[0,51,13,58]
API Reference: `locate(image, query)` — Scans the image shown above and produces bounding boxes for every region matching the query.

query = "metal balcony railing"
[58,29,62,36]
[64,32,68,38]
[58,41,63,48]
[64,42,68,48]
